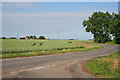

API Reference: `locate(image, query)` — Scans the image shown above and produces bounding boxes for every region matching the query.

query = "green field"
[2,39,102,58]
[87,52,119,78]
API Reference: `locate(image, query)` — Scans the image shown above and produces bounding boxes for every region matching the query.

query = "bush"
[40,43,43,46]
[32,43,36,46]
[2,37,6,39]
[69,41,72,43]
[10,37,17,39]
[20,37,25,39]
[114,37,120,44]
[39,36,45,39]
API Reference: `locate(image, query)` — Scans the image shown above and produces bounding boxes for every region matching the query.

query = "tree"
[26,36,30,39]
[20,37,25,39]
[10,37,17,39]
[33,35,36,39]
[2,37,6,39]
[82,11,112,43]
[109,13,120,44]
[39,36,45,39]
[30,36,33,39]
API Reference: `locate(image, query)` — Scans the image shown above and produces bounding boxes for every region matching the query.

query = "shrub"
[69,41,72,43]
[40,43,43,46]
[39,36,45,39]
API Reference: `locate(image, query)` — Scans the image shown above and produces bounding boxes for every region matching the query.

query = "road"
[2,44,119,78]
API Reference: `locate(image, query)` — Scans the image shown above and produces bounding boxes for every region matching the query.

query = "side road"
[2,44,119,78]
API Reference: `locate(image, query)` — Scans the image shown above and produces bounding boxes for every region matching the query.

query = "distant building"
[118,1,120,14]
[24,37,28,39]
[45,38,50,40]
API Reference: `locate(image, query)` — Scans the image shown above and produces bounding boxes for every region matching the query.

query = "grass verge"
[86,52,119,78]
[2,45,102,59]
[93,40,120,45]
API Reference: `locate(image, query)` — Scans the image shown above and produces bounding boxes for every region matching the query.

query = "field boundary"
[2,46,103,59]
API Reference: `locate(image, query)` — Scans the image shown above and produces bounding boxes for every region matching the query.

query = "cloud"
[4,10,94,17]
[2,2,46,13]
[2,2,34,8]
[3,10,95,39]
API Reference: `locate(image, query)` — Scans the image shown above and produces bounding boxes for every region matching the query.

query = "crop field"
[2,39,102,58]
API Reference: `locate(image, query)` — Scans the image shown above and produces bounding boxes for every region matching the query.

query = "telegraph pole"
[17,35,19,39]
[57,30,59,39]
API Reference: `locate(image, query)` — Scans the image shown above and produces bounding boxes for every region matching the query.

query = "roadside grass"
[105,41,116,45]
[87,52,119,78]
[2,46,102,59]
[2,39,102,59]
[93,40,120,45]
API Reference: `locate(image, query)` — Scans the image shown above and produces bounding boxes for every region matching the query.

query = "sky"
[2,2,119,40]
[2,0,120,2]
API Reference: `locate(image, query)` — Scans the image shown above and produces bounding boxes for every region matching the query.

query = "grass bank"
[93,40,120,45]
[87,52,119,78]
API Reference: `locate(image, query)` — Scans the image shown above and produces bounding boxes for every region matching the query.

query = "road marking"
[25,67,45,71]
[52,64,56,67]
[33,67,45,70]
[11,72,14,74]
[19,64,57,72]
[26,69,34,71]
[19,70,24,72]
[14,64,57,74]
[48,64,56,67]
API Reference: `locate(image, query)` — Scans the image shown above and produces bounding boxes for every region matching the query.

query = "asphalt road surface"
[2,44,119,78]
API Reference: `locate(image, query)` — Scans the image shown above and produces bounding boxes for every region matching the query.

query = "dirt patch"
[73,42,95,48]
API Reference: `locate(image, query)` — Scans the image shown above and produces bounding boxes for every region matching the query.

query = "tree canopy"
[109,13,120,44]
[82,11,120,44]
[39,36,45,39]
[2,37,6,39]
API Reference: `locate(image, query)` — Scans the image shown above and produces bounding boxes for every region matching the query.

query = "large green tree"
[109,13,120,44]
[82,12,112,43]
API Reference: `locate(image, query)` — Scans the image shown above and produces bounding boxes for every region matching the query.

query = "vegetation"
[39,36,45,39]
[10,37,17,39]
[87,52,119,78]
[109,13,120,44]
[20,37,25,39]
[2,37,6,39]
[20,35,45,39]
[94,40,120,45]
[82,12,120,44]
[2,39,102,58]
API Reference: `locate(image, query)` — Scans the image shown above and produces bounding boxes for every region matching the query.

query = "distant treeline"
[1,37,17,39]
[1,35,46,40]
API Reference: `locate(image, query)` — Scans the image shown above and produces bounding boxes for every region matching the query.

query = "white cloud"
[2,2,34,8]
[4,10,94,17]
[3,10,95,39]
